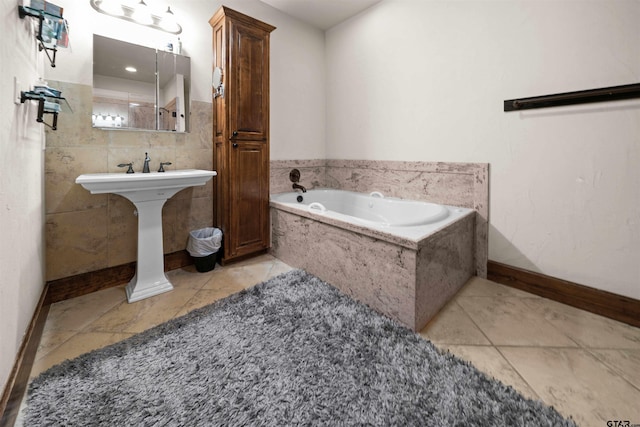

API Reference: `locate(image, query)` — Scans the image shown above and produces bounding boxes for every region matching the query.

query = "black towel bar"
[504,83,640,111]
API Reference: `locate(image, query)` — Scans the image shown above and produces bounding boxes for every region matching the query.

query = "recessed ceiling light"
[125,66,137,72]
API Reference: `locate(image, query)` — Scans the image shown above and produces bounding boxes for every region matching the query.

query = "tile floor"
[19,254,640,427]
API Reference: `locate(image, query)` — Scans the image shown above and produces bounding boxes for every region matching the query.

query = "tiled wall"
[270,159,489,277]
[45,81,214,282]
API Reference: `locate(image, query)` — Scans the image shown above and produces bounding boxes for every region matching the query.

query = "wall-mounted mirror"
[92,35,190,132]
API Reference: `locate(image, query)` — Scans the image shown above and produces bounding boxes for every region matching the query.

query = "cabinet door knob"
[232,143,238,148]
[230,130,238,139]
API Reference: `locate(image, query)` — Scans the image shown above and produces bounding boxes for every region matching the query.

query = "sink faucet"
[142,152,150,173]
[293,183,307,193]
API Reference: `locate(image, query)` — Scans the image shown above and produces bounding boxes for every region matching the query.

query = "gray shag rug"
[25,270,575,426]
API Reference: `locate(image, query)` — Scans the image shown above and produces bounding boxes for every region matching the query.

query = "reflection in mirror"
[92,35,190,132]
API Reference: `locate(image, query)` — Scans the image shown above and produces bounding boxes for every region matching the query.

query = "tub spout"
[293,183,307,193]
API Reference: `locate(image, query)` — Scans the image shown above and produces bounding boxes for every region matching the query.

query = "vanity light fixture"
[125,66,137,72]
[132,0,152,25]
[89,0,182,34]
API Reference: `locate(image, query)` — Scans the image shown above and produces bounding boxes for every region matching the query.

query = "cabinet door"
[229,141,269,256]
[228,20,269,141]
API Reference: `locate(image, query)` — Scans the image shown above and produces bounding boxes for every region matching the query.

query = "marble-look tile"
[272,209,418,329]
[43,286,126,332]
[175,148,214,199]
[442,345,539,401]
[590,349,640,389]
[45,82,99,148]
[456,296,578,347]
[30,332,134,378]
[266,258,295,279]
[175,286,245,317]
[270,160,326,194]
[325,162,475,208]
[521,297,640,350]
[45,209,109,281]
[166,265,215,290]
[173,196,214,249]
[500,347,640,427]
[45,146,109,214]
[107,129,158,149]
[107,147,156,172]
[33,329,76,361]
[318,159,488,278]
[419,300,491,345]
[182,101,213,149]
[86,288,198,334]
[415,214,475,330]
[455,276,540,299]
[201,265,266,291]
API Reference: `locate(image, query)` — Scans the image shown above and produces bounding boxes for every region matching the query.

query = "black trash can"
[187,228,222,272]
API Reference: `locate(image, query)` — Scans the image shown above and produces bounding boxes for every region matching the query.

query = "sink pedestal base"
[125,198,174,303]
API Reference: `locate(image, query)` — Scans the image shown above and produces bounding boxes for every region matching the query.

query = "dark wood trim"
[0,285,50,427]
[488,260,640,328]
[46,250,193,304]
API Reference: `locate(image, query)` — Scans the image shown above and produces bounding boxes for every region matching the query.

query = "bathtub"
[270,188,477,331]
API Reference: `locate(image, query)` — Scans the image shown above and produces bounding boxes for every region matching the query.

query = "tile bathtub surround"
[270,207,476,331]
[270,159,327,194]
[45,81,214,282]
[270,159,489,277]
[21,256,640,427]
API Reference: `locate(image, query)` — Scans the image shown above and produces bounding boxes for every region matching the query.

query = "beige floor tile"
[232,253,276,267]
[590,349,640,390]
[454,276,540,299]
[457,296,578,347]
[266,259,295,279]
[240,259,279,286]
[419,301,491,345]
[175,287,244,317]
[521,298,640,350]
[166,264,217,290]
[443,345,539,401]
[202,265,266,290]
[34,329,76,361]
[22,260,639,427]
[30,332,133,378]
[86,288,198,334]
[499,346,640,427]
[43,286,126,332]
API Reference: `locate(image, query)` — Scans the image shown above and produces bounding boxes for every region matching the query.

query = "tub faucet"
[142,152,150,173]
[293,183,307,193]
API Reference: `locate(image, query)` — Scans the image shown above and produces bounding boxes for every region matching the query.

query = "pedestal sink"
[76,170,217,303]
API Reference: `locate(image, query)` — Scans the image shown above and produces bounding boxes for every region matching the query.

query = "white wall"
[326,0,640,299]
[1,0,47,394]
[45,0,326,160]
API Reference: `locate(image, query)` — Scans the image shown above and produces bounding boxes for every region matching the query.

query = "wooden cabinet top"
[209,6,276,33]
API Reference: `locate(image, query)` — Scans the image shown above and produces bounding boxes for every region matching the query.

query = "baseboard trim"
[0,284,50,427]
[46,250,193,304]
[487,260,640,328]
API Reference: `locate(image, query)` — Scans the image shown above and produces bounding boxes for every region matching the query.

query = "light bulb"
[132,0,153,25]
[160,6,180,33]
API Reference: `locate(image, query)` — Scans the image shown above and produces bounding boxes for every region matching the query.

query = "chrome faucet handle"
[117,162,135,174]
[158,162,172,172]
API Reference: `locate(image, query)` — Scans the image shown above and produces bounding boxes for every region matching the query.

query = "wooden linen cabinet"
[209,7,275,264]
